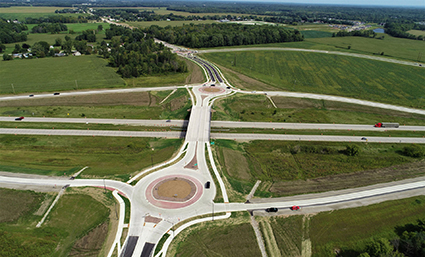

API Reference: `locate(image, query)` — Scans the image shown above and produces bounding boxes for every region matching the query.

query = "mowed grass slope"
[203,51,425,108]
[310,196,425,256]
[212,94,425,125]
[0,135,183,177]
[0,55,125,94]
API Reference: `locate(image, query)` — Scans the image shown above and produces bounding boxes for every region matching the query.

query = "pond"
[373,28,385,33]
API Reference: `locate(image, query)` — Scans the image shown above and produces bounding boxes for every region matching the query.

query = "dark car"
[15,116,24,121]
[265,207,278,212]
[29,94,34,97]
[361,137,367,140]
[211,84,215,87]
[205,181,210,189]
[226,86,231,89]
[166,119,171,122]
[53,92,60,95]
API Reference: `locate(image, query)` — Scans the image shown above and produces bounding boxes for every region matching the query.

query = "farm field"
[212,139,425,197]
[407,29,425,36]
[0,188,110,257]
[0,6,84,20]
[202,51,425,108]
[126,19,216,29]
[167,212,261,257]
[310,195,425,256]
[0,89,192,120]
[0,134,183,178]
[0,55,125,94]
[212,94,425,125]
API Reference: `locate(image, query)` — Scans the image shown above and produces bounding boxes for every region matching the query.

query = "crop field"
[213,139,424,197]
[310,196,425,256]
[0,6,84,21]
[203,51,425,108]
[169,212,261,257]
[0,89,191,120]
[0,55,125,94]
[212,94,425,125]
[0,134,183,177]
[0,189,110,257]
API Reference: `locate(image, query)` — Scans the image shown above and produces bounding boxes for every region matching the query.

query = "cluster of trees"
[354,219,425,257]
[75,29,97,42]
[145,23,303,48]
[333,29,377,38]
[385,22,425,41]
[31,23,68,34]
[0,18,28,44]
[25,15,87,24]
[100,25,187,78]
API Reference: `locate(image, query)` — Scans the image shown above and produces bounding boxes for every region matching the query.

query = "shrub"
[402,145,424,158]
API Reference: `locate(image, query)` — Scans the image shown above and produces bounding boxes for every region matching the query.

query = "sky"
[236,0,425,7]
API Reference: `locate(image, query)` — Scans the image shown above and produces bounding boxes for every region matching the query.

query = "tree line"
[145,23,304,48]
[0,18,27,44]
[31,23,68,34]
[99,24,187,78]
[25,15,88,24]
[333,29,377,38]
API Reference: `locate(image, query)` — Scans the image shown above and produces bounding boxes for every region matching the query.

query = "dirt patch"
[222,148,251,181]
[154,177,195,201]
[0,92,152,107]
[69,221,109,257]
[185,58,205,84]
[270,160,425,196]
[170,95,187,111]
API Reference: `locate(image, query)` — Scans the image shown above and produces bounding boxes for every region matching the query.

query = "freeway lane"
[0,86,186,102]
[0,128,185,138]
[2,128,425,143]
[211,133,425,143]
[3,117,425,131]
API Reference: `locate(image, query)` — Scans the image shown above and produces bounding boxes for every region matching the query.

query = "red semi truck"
[374,122,399,128]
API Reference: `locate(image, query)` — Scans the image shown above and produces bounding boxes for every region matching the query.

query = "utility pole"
[212,201,214,221]
[75,80,78,90]
[11,84,15,94]
[103,178,106,194]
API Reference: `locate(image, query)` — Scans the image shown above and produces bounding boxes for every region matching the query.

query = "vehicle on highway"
[205,181,210,189]
[374,122,399,128]
[252,91,257,93]
[211,84,215,87]
[226,86,231,89]
[361,137,367,140]
[15,116,24,121]
[290,205,300,211]
[53,92,60,95]
[265,207,278,212]
[29,94,34,97]
[166,120,171,122]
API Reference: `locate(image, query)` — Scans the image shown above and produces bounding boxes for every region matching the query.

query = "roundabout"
[145,174,204,209]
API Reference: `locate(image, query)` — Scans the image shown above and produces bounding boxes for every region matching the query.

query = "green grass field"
[0,134,183,177]
[213,139,423,197]
[0,6,85,21]
[212,94,425,125]
[0,189,110,257]
[310,196,425,256]
[0,55,125,94]
[203,51,425,108]
[301,30,333,38]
